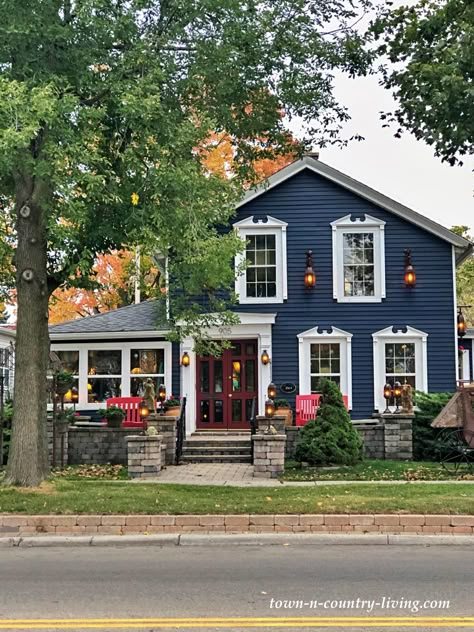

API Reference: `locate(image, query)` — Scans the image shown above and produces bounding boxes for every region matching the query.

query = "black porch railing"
[175,396,187,465]
[249,396,257,462]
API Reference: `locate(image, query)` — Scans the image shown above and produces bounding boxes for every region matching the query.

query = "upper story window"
[331,214,386,303]
[234,215,288,304]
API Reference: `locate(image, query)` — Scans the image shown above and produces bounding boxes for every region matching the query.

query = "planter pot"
[106,415,124,428]
[165,406,180,417]
[276,407,293,427]
[56,382,73,395]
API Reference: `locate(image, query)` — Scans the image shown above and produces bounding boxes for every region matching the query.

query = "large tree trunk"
[4,174,50,487]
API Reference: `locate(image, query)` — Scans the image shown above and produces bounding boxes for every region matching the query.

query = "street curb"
[0,533,472,548]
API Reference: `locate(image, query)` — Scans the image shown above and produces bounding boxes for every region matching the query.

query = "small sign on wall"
[280,383,297,394]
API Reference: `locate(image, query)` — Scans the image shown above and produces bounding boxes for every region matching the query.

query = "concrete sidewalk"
[132,462,474,486]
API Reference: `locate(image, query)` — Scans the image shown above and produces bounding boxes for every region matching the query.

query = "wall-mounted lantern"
[181,352,190,367]
[383,383,392,414]
[139,400,150,419]
[404,249,416,288]
[267,383,277,400]
[261,350,270,365]
[304,250,316,289]
[457,308,468,338]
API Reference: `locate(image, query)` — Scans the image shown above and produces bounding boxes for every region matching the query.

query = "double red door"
[196,340,258,430]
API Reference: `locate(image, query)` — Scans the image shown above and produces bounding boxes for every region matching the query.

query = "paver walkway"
[132,463,474,487]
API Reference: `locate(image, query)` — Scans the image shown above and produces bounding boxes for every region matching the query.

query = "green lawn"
[0,479,473,514]
[283,460,474,482]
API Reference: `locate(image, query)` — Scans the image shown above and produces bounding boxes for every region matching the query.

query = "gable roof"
[238,156,473,264]
[49,300,167,338]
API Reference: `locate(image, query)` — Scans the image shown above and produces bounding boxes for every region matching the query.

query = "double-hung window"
[372,326,428,412]
[331,214,385,303]
[234,216,288,304]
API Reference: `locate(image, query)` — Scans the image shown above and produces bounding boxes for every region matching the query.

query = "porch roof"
[49,300,167,338]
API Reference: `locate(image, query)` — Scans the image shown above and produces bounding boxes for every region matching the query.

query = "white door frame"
[180,313,276,435]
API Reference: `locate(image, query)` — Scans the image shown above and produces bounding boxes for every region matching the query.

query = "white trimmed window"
[331,214,386,303]
[298,326,353,409]
[234,215,288,304]
[458,347,471,383]
[373,326,428,412]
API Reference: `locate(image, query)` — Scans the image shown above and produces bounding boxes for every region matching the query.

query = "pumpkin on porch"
[274,399,293,426]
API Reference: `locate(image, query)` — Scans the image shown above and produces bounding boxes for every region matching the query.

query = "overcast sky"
[288,2,473,235]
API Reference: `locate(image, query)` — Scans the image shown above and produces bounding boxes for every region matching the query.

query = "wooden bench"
[106,397,147,428]
[295,394,349,426]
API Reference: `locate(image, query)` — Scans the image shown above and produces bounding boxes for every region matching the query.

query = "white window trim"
[297,326,353,409]
[331,213,386,303]
[234,215,288,304]
[372,325,428,413]
[459,348,471,383]
[50,341,172,410]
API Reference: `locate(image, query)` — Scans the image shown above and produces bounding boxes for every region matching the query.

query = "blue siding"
[234,170,456,419]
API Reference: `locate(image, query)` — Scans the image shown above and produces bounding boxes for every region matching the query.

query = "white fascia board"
[50,330,169,341]
[177,312,277,327]
[237,157,472,257]
[297,325,352,340]
[372,325,429,341]
[233,215,288,229]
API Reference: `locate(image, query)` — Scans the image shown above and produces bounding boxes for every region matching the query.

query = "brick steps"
[181,433,252,463]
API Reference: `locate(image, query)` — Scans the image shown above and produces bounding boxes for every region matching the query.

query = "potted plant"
[97,406,126,428]
[274,398,293,427]
[164,396,181,417]
[55,370,75,395]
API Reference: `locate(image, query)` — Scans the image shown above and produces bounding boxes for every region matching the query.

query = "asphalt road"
[0,544,473,631]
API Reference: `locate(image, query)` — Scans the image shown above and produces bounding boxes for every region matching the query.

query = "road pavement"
[0,544,472,631]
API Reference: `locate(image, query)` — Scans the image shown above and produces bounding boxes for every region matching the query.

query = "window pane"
[88,350,121,375]
[56,351,79,374]
[87,378,121,403]
[232,360,241,392]
[232,399,242,423]
[343,232,375,297]
[130,349,164,375]
[214,400,224,423]
[214,360,223,393]
[200,361,209,392]
[131,376,160,398]
[62,379,79,403]
[200,400,210,423]
[245,342,256,355]
[245,359,256,392]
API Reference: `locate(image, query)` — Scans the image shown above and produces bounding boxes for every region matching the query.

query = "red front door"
[196,340,258,430]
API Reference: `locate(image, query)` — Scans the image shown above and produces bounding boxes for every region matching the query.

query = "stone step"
[182,448,252,457]
[180,454,252,463]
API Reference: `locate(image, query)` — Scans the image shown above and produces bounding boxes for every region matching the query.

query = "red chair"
[106,397,146,428]
[295,394,350,426]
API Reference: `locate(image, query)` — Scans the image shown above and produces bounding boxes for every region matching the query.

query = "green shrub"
[295,379,363,466]
[413,391,453,461]
[1,401,13,466]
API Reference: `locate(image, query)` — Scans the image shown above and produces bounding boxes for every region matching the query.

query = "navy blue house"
[49,156,473,433]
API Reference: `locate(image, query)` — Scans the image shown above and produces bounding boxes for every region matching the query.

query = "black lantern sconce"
[383,383,392,414]
[457,307,470,339]
[265,398,275,419]
[181,351,190,367]
[261,350,270,365]
[158,384,166,415]
[267,382,277,400]
[139,400,150,420]
[404,249,416,288]
[393,381,402,414]
[304,250,316,289]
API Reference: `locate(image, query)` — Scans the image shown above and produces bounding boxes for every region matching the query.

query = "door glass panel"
[200,400,210,423]
[200,361,209,393]
[214,360,223,393]
[232,399,242,423]
[232,361,241,392]
[214,400,224,424]
[245,342,256,355]
[246,399,254,422]
[231,343,241,356]
[245,360,255,392]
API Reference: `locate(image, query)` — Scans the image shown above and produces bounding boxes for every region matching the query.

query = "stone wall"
[353,423,385,459]
[47,419,68,468]
[127,435,161,479]
[285,427,300,460]
[68,427,136,465]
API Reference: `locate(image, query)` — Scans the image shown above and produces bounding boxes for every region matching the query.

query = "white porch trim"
[180,312,276,435]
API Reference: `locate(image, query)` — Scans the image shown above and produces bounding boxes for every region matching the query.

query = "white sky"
[288,0,473,235]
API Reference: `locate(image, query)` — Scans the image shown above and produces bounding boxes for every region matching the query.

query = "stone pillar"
[252,433,286,478]
[256,415,286,434]
[127,435,162,479]
[382,414,414,460]
[146,414,177,465]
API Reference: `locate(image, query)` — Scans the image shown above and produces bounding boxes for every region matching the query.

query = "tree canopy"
[372,0,474,165]
[452,226,474,326]
[0,0,372,486]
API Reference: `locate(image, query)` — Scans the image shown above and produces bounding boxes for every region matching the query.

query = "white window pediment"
[372,325,428,412]
[234,215,288,305]
[298,325,353,409]
[331,213,386,303]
